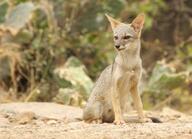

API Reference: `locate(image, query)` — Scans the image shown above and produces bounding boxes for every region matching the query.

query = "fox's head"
[106,13,145,51]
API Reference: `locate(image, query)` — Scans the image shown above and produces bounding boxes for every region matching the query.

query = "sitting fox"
[83,13,150,124]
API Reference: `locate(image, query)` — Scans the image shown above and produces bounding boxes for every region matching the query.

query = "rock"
[3,111,36,124]
[15,112,36,124]
[0,114,9,126]
[0,102,82,122]
[46,120,57,125]
[53,88,83,106]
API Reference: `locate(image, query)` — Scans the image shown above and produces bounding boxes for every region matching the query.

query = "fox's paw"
[91,119,102,124]
[138,117,152,123]
[84,119,102,124]
[113,119,126,125]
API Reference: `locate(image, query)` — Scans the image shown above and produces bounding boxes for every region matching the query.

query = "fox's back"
[83,64,114,122]
[87,64,113,103]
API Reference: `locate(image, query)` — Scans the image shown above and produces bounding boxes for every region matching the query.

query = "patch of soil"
[0,102,192,139]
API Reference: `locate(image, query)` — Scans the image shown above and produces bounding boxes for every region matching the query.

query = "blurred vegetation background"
[0,0,191,113]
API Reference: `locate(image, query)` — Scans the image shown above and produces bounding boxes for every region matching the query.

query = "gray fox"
[83,13,151,124]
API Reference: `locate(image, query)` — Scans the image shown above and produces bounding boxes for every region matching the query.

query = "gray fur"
[83,14,148,124]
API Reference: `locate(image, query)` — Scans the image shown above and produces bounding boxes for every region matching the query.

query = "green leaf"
[146,62,187,93]
[54,56,93,99]
[3,2,36,35]
[0,2,8,23]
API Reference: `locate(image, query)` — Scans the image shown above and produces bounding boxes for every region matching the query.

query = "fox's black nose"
[115,45,120,49]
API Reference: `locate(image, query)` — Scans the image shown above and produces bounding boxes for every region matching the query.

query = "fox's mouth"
[117,48,125,51]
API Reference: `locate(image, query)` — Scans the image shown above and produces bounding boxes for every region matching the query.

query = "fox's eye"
[114,36,118,40]
[123,35,131,40]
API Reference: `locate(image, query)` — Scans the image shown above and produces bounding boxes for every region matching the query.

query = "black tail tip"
[150,117,163,123]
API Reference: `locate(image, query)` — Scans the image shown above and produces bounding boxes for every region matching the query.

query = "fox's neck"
[115,40,141,69]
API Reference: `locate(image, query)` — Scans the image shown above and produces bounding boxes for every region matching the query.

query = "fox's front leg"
[112,79,125,125]
[130,83,145,122]
[130,68,150,123]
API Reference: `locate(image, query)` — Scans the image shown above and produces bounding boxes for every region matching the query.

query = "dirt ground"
[0,103,192,139]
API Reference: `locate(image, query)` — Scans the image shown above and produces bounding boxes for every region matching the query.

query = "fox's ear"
[131,13,145,33]
[105,14,121,30]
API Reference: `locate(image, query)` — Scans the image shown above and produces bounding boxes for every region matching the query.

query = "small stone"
[47,120,57,125]
[14,112,36,124]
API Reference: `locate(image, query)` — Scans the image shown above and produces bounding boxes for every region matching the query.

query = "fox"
[83,13,151,124]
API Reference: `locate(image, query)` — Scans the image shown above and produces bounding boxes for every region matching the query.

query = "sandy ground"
[0,102,192,139]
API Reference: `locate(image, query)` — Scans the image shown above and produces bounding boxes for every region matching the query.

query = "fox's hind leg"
[83,101,103,123]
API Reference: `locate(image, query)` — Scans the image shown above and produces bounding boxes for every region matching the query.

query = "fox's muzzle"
[115,45,125,51]
[115,45,120,49]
